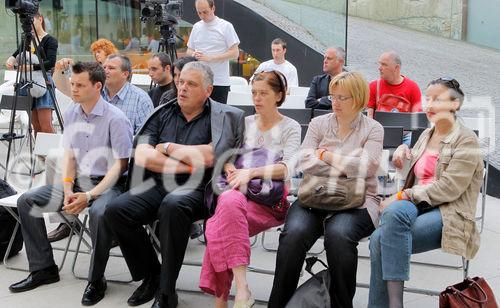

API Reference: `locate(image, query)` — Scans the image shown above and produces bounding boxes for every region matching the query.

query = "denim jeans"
[368,201,442,307]
[269,200,375,308]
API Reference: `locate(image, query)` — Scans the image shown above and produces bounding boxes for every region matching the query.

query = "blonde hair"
[329,71,369,112]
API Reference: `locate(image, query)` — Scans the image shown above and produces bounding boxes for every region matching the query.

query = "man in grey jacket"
[305,47,345,109]
[104,62,244,308]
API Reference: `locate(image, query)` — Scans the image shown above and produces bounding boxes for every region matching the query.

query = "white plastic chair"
[229,76,248,86]
[3,70,17,82]
[289,86,310,96]
[230,84,251,93]
[281,95,306,109]
[227,91,253,106]
[131,73,152,86]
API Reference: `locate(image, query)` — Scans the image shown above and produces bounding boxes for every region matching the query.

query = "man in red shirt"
[367,51,422,118]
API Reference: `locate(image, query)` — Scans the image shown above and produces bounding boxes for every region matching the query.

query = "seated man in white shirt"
[253,38,299,87]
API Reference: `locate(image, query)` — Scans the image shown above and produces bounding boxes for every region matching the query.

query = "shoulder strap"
[376,79,381,108]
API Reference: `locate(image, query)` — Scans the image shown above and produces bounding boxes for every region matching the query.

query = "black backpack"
[0,179,23,260]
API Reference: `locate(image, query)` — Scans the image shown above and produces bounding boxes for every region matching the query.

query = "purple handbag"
[214,146,289,211]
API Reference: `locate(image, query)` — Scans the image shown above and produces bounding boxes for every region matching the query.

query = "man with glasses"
[305,47,346,109]
[366,51,422,118]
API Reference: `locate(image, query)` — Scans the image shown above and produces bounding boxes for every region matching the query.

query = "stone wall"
[348,0,465,40]
[255,0,465,40]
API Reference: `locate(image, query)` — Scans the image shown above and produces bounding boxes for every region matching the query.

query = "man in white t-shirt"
[253,38,299,87]
[187,0,240,104]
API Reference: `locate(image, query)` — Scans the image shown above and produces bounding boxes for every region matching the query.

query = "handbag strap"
[450,279,488,304]
[305,256,328,276]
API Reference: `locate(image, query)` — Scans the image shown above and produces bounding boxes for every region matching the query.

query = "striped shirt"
[102,82,154,133]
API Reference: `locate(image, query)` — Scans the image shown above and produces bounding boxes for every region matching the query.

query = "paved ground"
[1,191,499,308]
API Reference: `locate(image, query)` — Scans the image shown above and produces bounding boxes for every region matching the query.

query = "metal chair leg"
[70,214,132,283]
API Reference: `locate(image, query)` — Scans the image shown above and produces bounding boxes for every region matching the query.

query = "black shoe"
[127,275,159,306]
[81,277,107,306]
[9,265,59,293]
[48,223,80,242]
[151,292,178,308]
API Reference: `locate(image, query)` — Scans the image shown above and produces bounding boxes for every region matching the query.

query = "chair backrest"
[289,86,310,96]
[131,73,152,86]
[227,91,253,106]
[281,95,307,109]
[313,109,330,118]
[229,76,248,86]
[460,117,490,140]
[3,71,17,82]
[234,105,255,117]
[383,126,404,149]
[410,127,427,148]
[374,111,429,130]
[55,89,74,118]
[0,94,32,112]
[300,124,308,142]
[230,84,251,93]
[33,132,63,156]
[279,108,312,125]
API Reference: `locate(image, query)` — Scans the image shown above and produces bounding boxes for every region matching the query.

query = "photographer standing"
[5,11,58,135]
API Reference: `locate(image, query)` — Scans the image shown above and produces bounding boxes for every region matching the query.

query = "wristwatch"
[163,142,171,155]
[85,191,93,204]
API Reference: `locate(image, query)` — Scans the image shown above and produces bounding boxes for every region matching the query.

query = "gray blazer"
[210,98,245,159]
[126,98,245,189]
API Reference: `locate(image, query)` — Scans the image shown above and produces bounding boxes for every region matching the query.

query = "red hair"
[90,39,118,57]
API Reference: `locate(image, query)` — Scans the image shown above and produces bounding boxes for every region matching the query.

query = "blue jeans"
[368,201,442,308]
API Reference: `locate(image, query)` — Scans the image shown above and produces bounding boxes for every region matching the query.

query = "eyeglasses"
[436,76,461,93]
[328,94,352,102]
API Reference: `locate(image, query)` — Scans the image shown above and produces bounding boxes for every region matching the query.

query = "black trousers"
[268,200,375,308]
[210,86,230,104]
[105,180,208,295]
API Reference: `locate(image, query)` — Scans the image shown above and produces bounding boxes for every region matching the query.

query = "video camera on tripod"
[5,0,40,34]
[140,0,183,26]
[140,0,183,62]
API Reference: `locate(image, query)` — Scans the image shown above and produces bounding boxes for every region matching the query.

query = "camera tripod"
[157,24,178,62]
[1,13,64,184]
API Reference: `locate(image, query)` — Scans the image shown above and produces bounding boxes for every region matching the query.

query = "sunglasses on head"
[436,76,461,93]
[253,70,288,92]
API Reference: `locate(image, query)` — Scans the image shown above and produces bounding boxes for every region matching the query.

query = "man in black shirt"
[105,62,245,307]
[147,52,176,107]
[305,47,345,110]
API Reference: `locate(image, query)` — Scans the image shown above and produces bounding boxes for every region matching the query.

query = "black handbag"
[285,257,331,308]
